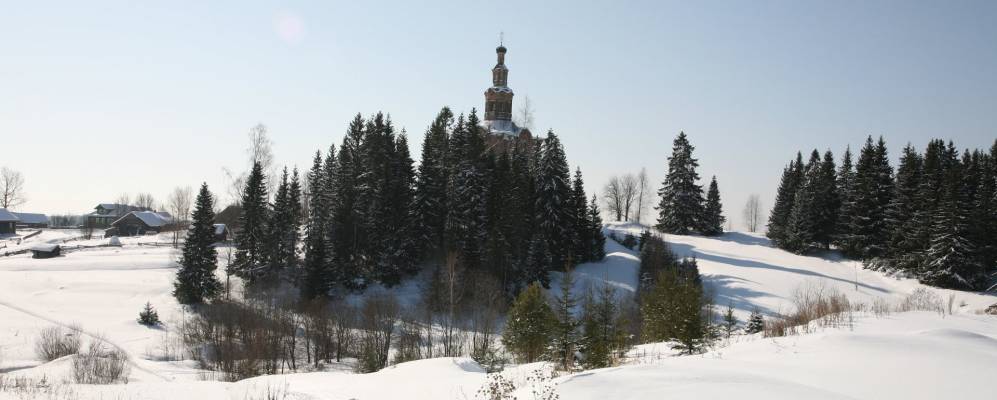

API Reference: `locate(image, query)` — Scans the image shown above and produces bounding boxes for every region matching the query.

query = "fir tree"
[641,266,705,354]
[447,112,488,271]
[884,144,924,272]
[813,150,839,248]
[174,183,222,304]
[922,159,983,289]
[137,302,161,326]
[501,283,556,363]
[232,162,270,283]
[656,132,705,235]
[842,136,893,259]
[700,176,725,236]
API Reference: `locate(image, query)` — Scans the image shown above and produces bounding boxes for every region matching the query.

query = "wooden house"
[109,211,173,236]
[0,208,18,234]
[13,212,49,228]
[213,224,228,242]
[86,203,148,228]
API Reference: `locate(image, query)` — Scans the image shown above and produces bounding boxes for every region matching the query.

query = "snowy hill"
[1,227,995,399]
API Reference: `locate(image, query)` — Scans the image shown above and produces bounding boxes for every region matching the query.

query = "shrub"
[34,326,82,361]
[72,336,130,384]
[501,283,555,363]
[621,233,638,250]
[744,308,765,334]
[764,282,853,337]
[896,288,944,314]
[138,302,161,326]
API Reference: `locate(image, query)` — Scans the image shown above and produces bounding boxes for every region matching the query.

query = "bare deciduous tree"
[603,177,624,221]
[114,193,131,213]
[167,186,193,247]
[248,123,278,198]
[0,167,26,209]
[516,95,535,131]
[634,168,650,224]
[135,193,156,210]
[743,194,763,232]
[620,173,638,222]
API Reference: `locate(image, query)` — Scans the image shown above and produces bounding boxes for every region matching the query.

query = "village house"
[107,211,173,237]
[13,212,50,229]
[86,203,149,228]
[0,208,18,234]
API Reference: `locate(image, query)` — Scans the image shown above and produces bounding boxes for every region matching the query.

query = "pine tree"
[700,176,725,236]
[551,268,580,370]
[721,301,737,339]
[640,266,705,354]
[767,152,803,245]
[501,283,556,363]
[656,132,705,235]
[174,183,222,304]
[232,162,270,283]
[587,195,607,261]
[301,151,330,301]
[534,129,574,275]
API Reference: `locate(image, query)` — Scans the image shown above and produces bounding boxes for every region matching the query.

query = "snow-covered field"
[1,226,995,399]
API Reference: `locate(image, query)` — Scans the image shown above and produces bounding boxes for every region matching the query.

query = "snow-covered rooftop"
[481,119,523,136]
[486,86,513,94]
[118,211,173,228]
[0,208,18,222]
[12,212,48,224]
[213,224,226,235]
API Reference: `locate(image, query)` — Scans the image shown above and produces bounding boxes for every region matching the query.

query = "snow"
[213,224,226,235]
[1,225,995,399]
[123,211,173,228]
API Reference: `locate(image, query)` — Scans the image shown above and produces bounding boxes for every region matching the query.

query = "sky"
[2,0,995,228]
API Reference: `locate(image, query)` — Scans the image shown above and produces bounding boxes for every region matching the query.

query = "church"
[480,42,532,149]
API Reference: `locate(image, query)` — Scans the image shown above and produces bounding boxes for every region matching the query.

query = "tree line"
[175,107,607,306]
[767,137,997,291]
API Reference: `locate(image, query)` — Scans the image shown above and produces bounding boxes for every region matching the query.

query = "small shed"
[30,243,61,259]
[110,211,173,236]
[213,224,228,242]
[0,208,18,234]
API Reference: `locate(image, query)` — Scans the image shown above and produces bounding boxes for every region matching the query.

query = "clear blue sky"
[2,0,995,228]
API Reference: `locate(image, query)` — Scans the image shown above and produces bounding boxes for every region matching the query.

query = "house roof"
[213,224,226,235]
[30,243,59,252]
[113,211,173,228]
[0,208,19,222]
[13,212,49,224]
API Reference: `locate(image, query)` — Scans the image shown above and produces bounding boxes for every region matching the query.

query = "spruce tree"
[587,195,607,261]
[266,167,292,273]
[700,176,725,236]
[656,132,705,235]
[551,268,580,370]
[640,267,705,354]
[570,168,591,263]
[813,150,839,248]
[784,151,821,253]
[413,107,452,258]
[535,129,573,274]
[301,151,330,301]
[884,144,924,272]
[174,183,222,304]
[232,162,270,283]
[580,282,623,369]
[745,308,765,334]
[333,114,367,288]
[767,152,803,245]
[922,158,983,289]
[501,283,556,363]
[447,112,488,271]
[833,147,856,250]
[843,136,893,259]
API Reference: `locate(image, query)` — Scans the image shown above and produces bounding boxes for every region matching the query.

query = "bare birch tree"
[742,194,762,232]
[167,186,194,247]
[0,167,26,209]
[620,173,638,222]
[634,168,650,224]
[135,193,156,210]
[603,177,624,221]
[516,95,535,131]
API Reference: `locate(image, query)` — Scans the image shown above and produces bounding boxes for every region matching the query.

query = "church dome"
[496,45,507,54]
